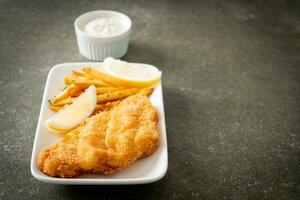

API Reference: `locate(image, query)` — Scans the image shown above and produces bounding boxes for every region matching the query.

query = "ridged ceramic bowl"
[74,10,132,61]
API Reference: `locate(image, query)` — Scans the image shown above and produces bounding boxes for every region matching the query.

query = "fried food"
[137,87,154,96]
[96,87,120,94]
[83,67,120,86]
[93,101,120,113]
[51,84,82,104]
[51,96,73,106]
[72,70,93,79]
[97,88,138,103]
[74,79,110,87]
[49,104,63,112]
[49,67,156,114]
[82,65,160,89]
[83,67,137,88]
[64,73,89,85]
[38,94,159,177]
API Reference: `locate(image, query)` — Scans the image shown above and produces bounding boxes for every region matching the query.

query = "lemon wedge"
[46,85,97,132]
[102,57,162,88]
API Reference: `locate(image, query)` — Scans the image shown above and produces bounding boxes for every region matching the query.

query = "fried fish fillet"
[38,94,159,178]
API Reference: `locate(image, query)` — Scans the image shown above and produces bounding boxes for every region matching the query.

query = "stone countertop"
[0,0,299,199]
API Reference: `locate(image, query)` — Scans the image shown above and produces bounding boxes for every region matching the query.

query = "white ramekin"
[74,10,132,61]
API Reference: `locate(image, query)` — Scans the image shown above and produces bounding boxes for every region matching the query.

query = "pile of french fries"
[49,67,154,114]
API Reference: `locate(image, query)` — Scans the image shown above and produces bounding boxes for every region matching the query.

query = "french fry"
[64,76,73,85]
[83,67,159,89]
[95,104,107,110]
[83,67,123,87]
[137,87,154,96]
[52,96,73,106]
[97,88,138,103]
[92,101,121,115]
[105,100,120,107]
[51,84,82,104]
[74,79,110,87]
[96,87,120,94]
[92,104,108,115]
[49,104,64,112]
[53,67,155,115]
[69,129,80,134]
[64,73,88,85]
[72,70,93,79]
[71,90,83,97]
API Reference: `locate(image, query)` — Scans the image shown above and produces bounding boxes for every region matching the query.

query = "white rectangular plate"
[31,62,168,185]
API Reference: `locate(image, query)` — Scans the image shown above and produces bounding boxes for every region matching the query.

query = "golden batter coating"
[38,95,159,178]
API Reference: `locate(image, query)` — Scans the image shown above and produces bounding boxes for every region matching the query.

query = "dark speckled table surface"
[0,0,299,199]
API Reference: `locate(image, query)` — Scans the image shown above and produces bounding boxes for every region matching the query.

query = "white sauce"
[84,17,125,37]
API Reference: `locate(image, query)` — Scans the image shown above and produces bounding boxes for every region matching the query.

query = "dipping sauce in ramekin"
[84,17,126,37]
[74,10,132,61]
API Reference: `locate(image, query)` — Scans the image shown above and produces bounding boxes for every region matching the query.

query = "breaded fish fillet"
[38,94,159,178]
